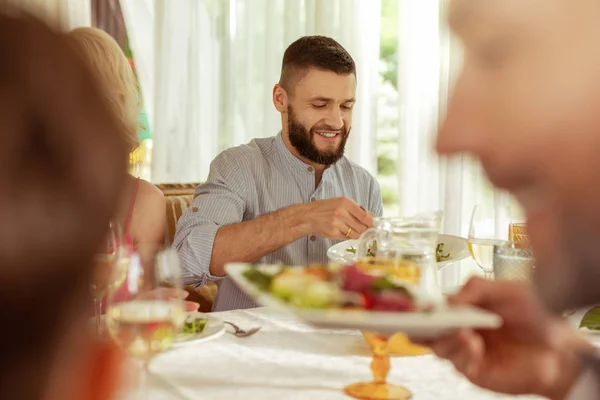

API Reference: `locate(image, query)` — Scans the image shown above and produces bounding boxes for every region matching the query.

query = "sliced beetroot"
[372,290,415,312]
[340,264,375,293]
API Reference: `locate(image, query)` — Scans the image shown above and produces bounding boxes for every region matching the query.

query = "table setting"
[94,208,599,399]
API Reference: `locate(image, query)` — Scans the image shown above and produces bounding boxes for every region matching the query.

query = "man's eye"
[341,105,353,110]
[312,104,327,109]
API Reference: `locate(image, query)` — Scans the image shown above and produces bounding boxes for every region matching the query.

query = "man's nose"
[323,106,344,130]
[436,76,487,156]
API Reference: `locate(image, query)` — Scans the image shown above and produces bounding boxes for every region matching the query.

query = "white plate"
[225,263,501,339]
[172,312,225,347]
[327,234,469,270]
[92,312,225,346]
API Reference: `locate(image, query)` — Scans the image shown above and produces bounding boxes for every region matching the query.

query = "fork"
[224,321,261,337]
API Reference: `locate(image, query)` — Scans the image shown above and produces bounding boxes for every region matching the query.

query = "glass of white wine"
[468,205,511,280]
[91,221,122,336]
[105,244,185,394]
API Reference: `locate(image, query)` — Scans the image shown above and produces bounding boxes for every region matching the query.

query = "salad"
[346,241,451,262]
[242,264,419,312]
[181,317,208,335]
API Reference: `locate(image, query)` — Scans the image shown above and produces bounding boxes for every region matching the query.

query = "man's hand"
[303,197,373,239]
[209,197,374,276]
[414,278,592,399]
[138,288,199,312]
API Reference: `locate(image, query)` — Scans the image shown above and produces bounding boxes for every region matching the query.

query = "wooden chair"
[157,183,218,312]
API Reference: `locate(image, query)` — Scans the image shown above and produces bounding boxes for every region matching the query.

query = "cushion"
[164,194,193,246]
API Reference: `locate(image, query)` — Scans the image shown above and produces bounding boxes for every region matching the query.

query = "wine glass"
[468,205,511,280]
[345,259,423,400]
[91,221,122,335]
[346,214,440,400]
[105,244,185,394]
[345,332,412,400]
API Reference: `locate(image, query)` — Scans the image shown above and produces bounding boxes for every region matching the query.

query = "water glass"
[493,242,534,282]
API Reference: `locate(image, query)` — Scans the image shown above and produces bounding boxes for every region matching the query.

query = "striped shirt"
[174,133,383,311]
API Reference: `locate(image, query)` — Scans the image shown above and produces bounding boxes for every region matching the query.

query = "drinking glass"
[468,205,511,280]
[345,214,440,400]
[91,221,122,335]
[493,242,534,282]
[105,245,185,395]
[508,222,529,245]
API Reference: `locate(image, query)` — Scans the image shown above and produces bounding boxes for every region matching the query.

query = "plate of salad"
[171,312,225,347]
[327,234,469,270]
[225,263,501,339]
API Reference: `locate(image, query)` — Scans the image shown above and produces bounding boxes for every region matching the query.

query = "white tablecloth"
[122,307,543,400]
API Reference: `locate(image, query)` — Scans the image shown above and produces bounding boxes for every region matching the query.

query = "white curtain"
[121,0,381,183]
[396,0,513,287]
[121,0,515,287]
[4,0,91,29]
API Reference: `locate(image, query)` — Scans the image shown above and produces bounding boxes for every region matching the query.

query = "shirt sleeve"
[369,177,384,217]
[173,152,247,287]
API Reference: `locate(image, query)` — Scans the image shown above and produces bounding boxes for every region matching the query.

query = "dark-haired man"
[175,36,382,311]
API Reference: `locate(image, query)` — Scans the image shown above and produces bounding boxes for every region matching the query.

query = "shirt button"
[310,197,316,203]
[307,167,314,173]
[309,235,316,241]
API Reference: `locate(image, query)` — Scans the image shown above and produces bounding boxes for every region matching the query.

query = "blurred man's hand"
[415,278,594,399]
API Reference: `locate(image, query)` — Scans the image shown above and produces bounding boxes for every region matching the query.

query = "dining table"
[118,306,551,400]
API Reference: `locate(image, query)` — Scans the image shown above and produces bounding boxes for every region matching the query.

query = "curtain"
[121,0,515,287]
[4,0,91,29]
[395,0,513,287]
[121,0,382,183]
[91,0,126,49]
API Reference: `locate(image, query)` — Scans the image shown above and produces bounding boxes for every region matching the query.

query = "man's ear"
[272,83,288,113]
[86,341,125,400]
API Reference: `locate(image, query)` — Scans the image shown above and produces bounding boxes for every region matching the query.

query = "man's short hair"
[279,35,356,94]
[0,7,128,399]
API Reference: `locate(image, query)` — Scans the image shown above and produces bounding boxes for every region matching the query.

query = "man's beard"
[287,106,349,166]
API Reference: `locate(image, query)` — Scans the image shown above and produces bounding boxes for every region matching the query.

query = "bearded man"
[175,36,382,311]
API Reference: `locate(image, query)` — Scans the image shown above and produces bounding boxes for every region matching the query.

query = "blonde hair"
[68,27,142,151]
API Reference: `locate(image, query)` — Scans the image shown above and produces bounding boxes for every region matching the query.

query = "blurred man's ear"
[86,341,125,400]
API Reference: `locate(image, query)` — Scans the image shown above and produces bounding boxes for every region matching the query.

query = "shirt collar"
[275,132,316,173]
[274,132,336,179]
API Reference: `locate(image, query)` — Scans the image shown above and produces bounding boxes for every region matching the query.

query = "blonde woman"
[69,27,165,248]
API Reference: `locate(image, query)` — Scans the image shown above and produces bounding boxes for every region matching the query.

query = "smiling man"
[423,0,600,399]
[175,36,382,311]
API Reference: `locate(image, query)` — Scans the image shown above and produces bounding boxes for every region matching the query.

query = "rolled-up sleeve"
[369,178,384,218]
[173,153,247,287]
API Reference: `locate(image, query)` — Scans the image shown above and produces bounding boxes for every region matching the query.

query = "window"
[377,0,399,217]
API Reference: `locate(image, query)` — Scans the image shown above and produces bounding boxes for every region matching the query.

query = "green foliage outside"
[380,0,398,88]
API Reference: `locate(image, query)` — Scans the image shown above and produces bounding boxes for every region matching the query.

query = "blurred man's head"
[0,8,128,400]
[437,0,600,312]
[273,35,356,166]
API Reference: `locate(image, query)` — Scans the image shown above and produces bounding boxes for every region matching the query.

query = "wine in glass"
[91,221,122,335]
[106,245,185,376]
[468,205,511,280]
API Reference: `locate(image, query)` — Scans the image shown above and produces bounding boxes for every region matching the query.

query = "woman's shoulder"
[134,179,165,212]
[136,179,164,198]
[129,178,166,245]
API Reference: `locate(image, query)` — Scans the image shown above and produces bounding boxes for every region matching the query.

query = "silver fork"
[224,321,261,337]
